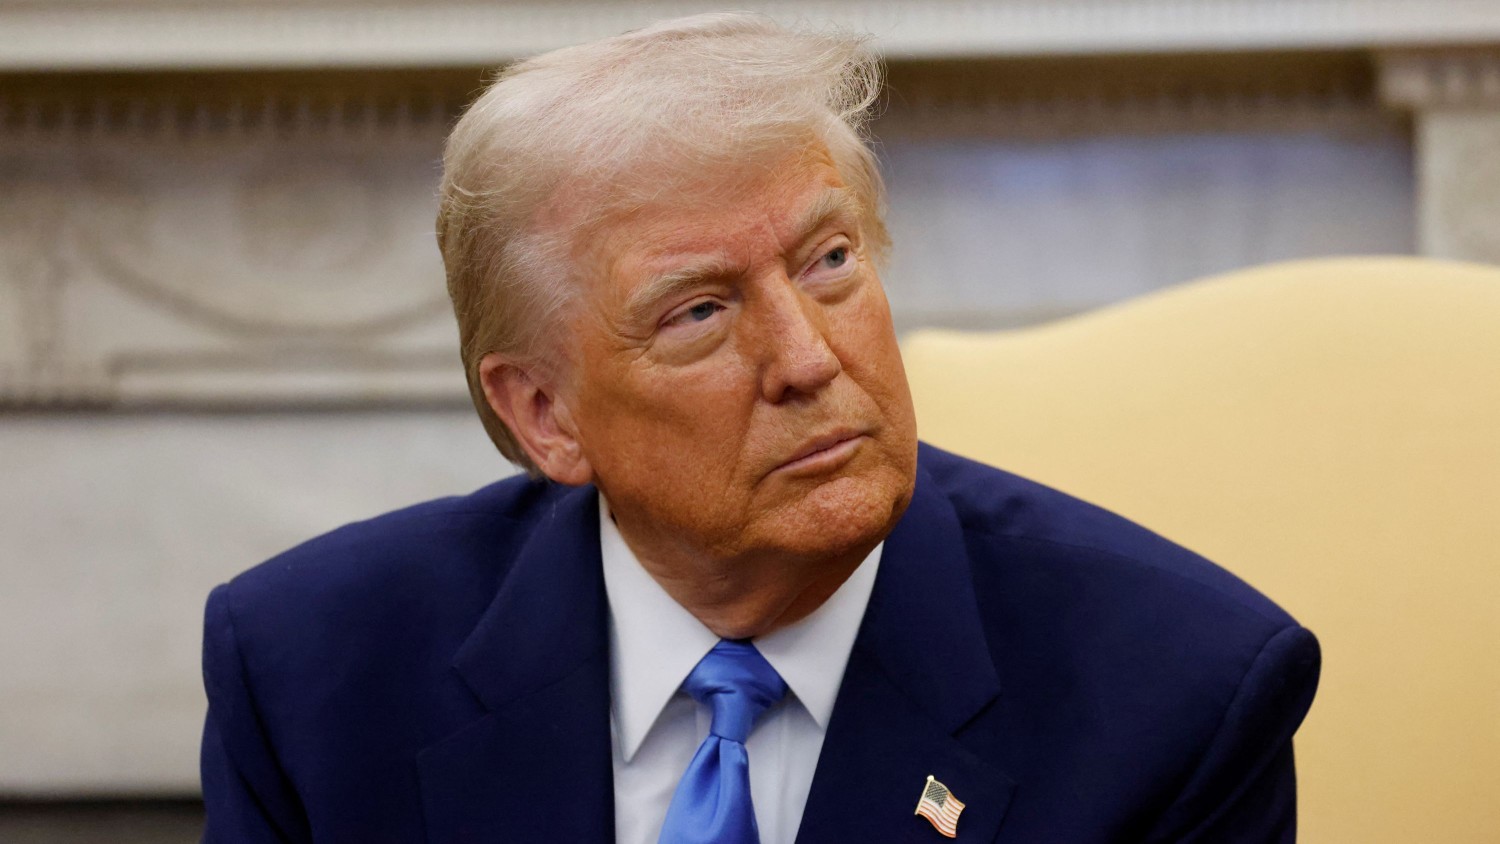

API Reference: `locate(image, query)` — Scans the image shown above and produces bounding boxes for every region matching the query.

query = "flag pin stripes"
[914,774,965,838]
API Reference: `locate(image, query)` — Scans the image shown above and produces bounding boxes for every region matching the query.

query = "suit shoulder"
[216,473,569,631]
[917,442,1298,632]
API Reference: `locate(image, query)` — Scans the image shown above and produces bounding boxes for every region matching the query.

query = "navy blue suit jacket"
[201,444,1320,842]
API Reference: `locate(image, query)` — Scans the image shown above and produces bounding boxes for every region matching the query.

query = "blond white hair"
[437,12,888,472]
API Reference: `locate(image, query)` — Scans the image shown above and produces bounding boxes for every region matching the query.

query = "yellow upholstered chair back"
[901,257,1500,843]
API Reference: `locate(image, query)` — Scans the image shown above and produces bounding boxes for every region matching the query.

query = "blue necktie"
[658,639,788,844]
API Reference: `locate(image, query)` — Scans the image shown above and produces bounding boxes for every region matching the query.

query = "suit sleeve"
[201,583,312,843]
[1145,624,1322,844]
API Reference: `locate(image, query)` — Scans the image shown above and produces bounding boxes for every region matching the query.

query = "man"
[201,13,1319,843]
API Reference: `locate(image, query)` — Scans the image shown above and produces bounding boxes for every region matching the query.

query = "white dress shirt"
[599,495,882,844]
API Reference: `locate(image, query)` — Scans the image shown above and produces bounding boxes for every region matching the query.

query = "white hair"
[437,12,888,472]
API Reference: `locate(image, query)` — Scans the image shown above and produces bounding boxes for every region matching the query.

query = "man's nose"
[755,275,842,403]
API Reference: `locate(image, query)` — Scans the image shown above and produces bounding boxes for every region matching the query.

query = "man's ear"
[478,353,593,485]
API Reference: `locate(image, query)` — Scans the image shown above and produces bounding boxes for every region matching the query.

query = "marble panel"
[0,411,512,793]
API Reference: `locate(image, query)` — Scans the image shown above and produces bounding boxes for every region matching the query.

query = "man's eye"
[686,302,721,322]
[665,300,725,328]
[820,247,848,270]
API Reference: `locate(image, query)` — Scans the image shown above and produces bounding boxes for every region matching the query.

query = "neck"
[610,518,875,640]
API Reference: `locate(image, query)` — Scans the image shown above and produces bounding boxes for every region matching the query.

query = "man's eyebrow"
[620,188,863,327]
[790,187,863,245]
[622,254,742,327]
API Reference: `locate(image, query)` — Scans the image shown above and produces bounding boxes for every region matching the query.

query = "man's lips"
[773,430,868,476]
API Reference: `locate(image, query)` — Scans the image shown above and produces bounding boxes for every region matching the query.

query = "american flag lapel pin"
[914,774,965,838]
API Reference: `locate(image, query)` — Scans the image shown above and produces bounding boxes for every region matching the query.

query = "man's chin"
[761,470,913,560]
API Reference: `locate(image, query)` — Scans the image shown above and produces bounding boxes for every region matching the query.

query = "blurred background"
[3,0,1499,840]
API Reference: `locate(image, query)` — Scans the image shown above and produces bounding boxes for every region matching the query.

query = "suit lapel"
[417,483,614,843]
[797,466,1016,843]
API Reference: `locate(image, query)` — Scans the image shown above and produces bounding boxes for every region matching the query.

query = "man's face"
[558,145,918,567]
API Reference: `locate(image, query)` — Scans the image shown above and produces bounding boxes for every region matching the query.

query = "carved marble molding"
[0,79,470,409]
[7,0,1500,71]
[1376,50,1500,263]
[881,53,1387,139]
[1380,50,1500,110]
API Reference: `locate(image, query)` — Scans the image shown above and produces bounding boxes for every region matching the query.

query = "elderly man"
[200,13,1319,844]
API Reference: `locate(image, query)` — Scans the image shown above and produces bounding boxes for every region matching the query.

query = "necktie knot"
[682,639,787,744]
[659,639,784,844]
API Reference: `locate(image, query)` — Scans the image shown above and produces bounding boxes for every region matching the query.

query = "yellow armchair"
[902,257,1500,843]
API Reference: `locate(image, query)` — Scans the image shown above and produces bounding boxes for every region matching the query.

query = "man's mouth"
[774,430,867,476]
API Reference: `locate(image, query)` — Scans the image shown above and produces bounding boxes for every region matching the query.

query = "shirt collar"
[599,492,882,763]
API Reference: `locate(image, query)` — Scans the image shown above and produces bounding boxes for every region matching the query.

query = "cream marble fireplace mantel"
[2,0,1497,796]
[5,0,1500,69]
